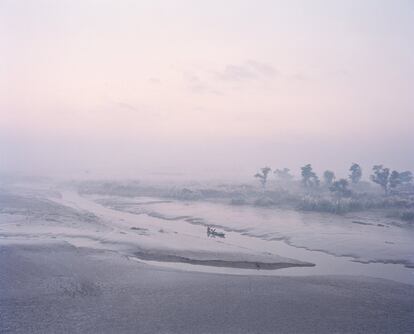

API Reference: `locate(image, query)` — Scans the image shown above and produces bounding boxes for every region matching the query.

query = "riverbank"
[1,241,414,334]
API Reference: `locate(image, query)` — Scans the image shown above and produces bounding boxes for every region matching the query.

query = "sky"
[1,0,413,180]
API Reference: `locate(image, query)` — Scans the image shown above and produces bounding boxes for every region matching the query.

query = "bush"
[298,196,337,213]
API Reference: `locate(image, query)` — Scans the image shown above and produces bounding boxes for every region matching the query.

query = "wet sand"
[133,249,315,270]
[2,187,413,284]
[1,241,413,334]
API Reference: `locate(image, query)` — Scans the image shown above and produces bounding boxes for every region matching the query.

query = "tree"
[349,163,362,184]
[389,170,413,191]
[370,165,390,194]
[323,170,335,186]
[254,167,272,189]
[399,171,413,184]
[329,178,352,211]
[330,179,352,198]
[274,168,293,181]
[301,164,320,188]
[389,171,401,190]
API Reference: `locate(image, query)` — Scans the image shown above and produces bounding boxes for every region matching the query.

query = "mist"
[1,2,414,333]
[1,130,414,182]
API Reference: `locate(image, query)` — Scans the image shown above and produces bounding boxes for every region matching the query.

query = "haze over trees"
[370,166,413,194]
[248,162,413,217]
[349,163,362,184]
[371,165,390,194]
[329,179,352,212]
[274,168,294,182]
[301,164,320,188]
[323,170,335,187]
[254,167,272,189]
[252,163,412,197]
[389,171,413,192]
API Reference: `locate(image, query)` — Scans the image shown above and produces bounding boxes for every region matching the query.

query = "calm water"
[93,195,414,285]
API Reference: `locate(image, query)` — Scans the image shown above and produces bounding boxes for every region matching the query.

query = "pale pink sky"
[1,0,413,178]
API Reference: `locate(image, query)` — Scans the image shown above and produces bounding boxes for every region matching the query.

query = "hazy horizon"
[1,0,413,180]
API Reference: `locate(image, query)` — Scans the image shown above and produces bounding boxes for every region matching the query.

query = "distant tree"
[349,163,362,184]
[323,170,335,187]
[389,170,413,191]
[254,167,272,189]
[274,168,294,181]
[329,178,352,211]
[370,165,390,194]
[399,171,413,184]
[301,164,320,188]
[330,179,352,198]
[389,171,401,190]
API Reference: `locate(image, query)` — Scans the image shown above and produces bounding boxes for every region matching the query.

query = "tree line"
[255,163,413,196]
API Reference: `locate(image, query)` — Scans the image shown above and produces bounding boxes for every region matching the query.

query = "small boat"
[207,226,225,238]
[212,231,225,238]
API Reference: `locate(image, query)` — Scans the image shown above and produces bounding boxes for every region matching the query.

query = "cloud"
[214,60,279,82]
[215,64,256,81]
[148,77,161,84]
[246,60,279,77]
[183,71,223,95]
[185,73,209,93]
[181,61,278,95]
[111,102,160,118]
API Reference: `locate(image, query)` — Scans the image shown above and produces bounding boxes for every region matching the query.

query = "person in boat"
[207,226,216,235]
